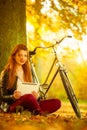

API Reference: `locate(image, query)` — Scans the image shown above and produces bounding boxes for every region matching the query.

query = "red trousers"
[9,94,61,115]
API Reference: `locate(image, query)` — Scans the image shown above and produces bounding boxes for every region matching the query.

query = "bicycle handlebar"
[29,35,72,56]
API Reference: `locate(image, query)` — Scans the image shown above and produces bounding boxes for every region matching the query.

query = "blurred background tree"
[26,0,87,101]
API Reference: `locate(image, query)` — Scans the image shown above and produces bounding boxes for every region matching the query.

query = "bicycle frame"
[29,35,72,94]
[30,46,67,98]
[29,37,72,98]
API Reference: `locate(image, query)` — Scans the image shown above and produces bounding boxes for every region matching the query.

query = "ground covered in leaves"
[0,102,87,130]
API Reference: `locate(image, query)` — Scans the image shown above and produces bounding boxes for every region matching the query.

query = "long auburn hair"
[4,44,33,89]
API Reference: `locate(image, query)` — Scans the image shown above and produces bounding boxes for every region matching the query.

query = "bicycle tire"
[59,69,81,118]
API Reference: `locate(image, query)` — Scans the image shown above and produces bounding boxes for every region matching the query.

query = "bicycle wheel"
[59,69,81,118]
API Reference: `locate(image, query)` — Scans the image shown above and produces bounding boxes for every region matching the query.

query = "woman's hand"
[13,90,21,99]
[32,91,39,99]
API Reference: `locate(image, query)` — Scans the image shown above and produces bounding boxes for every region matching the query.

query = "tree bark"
[0,0,26,72]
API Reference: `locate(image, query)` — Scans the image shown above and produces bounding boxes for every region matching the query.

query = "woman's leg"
[9,94,43,114]
[9,94,61,115]
[39,99,61,114]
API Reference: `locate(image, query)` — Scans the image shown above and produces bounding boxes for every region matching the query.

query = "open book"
[17,82,39,95]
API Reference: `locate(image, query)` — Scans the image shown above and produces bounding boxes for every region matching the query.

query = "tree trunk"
[0,0,26,72]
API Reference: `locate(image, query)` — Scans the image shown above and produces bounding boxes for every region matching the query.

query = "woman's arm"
[0,71,16,102]
[0,86,16,102]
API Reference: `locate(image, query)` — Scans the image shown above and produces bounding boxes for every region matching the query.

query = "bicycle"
[29,36,81,118]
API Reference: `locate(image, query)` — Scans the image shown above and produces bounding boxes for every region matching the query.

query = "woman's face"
[14,50,28,66]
